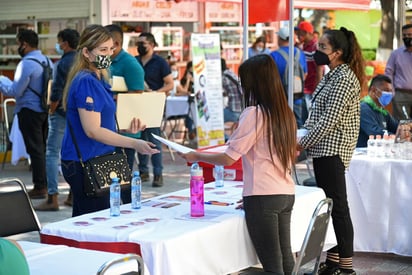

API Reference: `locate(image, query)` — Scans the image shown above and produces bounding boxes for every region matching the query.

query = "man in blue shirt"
[270,27,308,128]
[136,32,174,187]
[0,29,52,199]
[357,74,398,147]
[35,28,79,211]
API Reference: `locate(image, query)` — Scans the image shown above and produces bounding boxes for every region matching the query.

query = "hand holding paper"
[151,134,194,154]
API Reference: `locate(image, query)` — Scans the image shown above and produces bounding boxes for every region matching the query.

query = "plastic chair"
[0,177,42,237]
[239,198,333,275]
[96,253,144,275]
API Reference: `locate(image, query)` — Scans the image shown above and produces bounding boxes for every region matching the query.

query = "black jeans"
[243,194,295,274]
[313,155,354,258]
[61,160,109,217]
[18,108,48,189]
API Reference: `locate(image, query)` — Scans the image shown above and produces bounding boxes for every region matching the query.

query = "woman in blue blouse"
[61,25,158,217]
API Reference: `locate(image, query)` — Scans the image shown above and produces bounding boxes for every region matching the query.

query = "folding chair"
[96,253,144,275]
[239,198,333,275]
[292,197,333,274]
[0,177,42,237]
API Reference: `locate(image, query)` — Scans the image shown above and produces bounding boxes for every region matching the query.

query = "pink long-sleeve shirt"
[224,106,295,197]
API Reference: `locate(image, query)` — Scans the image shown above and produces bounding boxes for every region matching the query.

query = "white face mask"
[172,70,179,79]
[256,47,263,52]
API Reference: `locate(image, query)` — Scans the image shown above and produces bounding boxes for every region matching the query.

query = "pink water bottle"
[190,162,204,217]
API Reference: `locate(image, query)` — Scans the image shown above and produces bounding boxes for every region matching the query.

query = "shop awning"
[295,0,371,10]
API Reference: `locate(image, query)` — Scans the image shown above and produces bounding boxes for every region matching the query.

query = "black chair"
[96,253,144,275]
[0,177,42,237]
[240,198,333,275]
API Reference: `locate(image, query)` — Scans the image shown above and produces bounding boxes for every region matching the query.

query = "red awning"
[295,0,371,10]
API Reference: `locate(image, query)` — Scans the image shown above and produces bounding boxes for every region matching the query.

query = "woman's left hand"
[124,118,146,134]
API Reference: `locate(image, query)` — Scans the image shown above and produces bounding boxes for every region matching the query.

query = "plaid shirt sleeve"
[300,64,360,168]
[223,70,243,113]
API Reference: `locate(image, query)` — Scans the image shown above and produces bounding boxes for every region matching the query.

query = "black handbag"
[68,120,132,197]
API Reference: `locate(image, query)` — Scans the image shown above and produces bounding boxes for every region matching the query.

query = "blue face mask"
[378,91,393,107]
[55,43,64,55]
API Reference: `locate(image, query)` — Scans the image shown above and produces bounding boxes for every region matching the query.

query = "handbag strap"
[67,115,127,167]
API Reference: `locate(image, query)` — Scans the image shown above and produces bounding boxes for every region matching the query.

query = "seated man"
[357,74,398,147]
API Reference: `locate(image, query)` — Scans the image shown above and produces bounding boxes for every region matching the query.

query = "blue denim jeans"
[61,160,109,217]
[243,194,295,274]
[293,98,308,128]
[224,107,241,123]
[45,112,66,195]
[137,127,163,175]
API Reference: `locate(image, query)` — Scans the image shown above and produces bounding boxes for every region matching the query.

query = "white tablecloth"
[41,182,336,275]
[9,115,29,165]
[346,154,412,256]
[19,241,139,275]
[165,96,196,119]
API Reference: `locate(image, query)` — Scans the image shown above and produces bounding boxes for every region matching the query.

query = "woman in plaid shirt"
[298,27,365,275]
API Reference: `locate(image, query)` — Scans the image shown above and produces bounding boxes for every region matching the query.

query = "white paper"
[112,76,128,92]
[116,93,165,129]
[151,133,194,154]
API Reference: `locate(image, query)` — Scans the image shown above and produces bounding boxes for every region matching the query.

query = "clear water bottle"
[367,135,375,157]
[190,162,204,217]
[110,177,121,216]
[131,171,142,209]
[375,135,383,158]
[214,165,224,188]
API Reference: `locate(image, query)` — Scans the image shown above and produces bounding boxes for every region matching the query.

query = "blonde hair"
[62,24,112,110]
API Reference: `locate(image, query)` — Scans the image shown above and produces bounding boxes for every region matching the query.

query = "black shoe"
[28,187,47,199]
[152,175,163,187]
[140,172,149,182]
[318,262,339,275]
[331,269,356,275]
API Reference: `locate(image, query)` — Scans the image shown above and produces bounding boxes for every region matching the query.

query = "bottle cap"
[191,162,203,177]
[111,177,119,183]
[133,171,140,177]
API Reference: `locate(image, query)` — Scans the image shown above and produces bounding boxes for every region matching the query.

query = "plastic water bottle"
[190,162,204,217]
[110,177,121,216]
[367,135,375,157]
[214,165,224,188]
[131,171,142,209]
[375,135,383,158]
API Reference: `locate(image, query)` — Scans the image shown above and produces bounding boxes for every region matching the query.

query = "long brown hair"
[324,27,365,85]
[62,24,112,110]
[238,54,297,174]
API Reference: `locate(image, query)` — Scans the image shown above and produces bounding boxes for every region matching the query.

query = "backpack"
[276,48,304,100]
[27,57,53,112]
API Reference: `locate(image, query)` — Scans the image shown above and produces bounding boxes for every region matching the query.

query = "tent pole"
[242,0,248,62]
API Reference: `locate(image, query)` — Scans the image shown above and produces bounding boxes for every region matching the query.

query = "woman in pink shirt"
[180,54,297,274]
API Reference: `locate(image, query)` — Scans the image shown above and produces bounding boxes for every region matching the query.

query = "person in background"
[357,74,398,148]
[61,25,158,217]
[221,58,242,124]
[180,60,194,94]
[169,61,196,140]
[180,54,297,274]
[105,24,146,203]
[0,238,30,275]
[35,28,79,211]
[384,23,412,120]
[247,36,271,58]
[0,29,52,199]
[136,32,174,187]
[271,26,308,128]
[298,21,324,113]
[298,27,365,275]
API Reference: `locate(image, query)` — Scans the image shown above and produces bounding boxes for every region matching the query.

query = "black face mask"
[137,43,148,56]
[403,37,412,48]
[313,50,330,66]
[18,45,26,57]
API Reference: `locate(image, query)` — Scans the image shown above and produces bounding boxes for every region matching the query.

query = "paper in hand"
[151,134,195,154]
